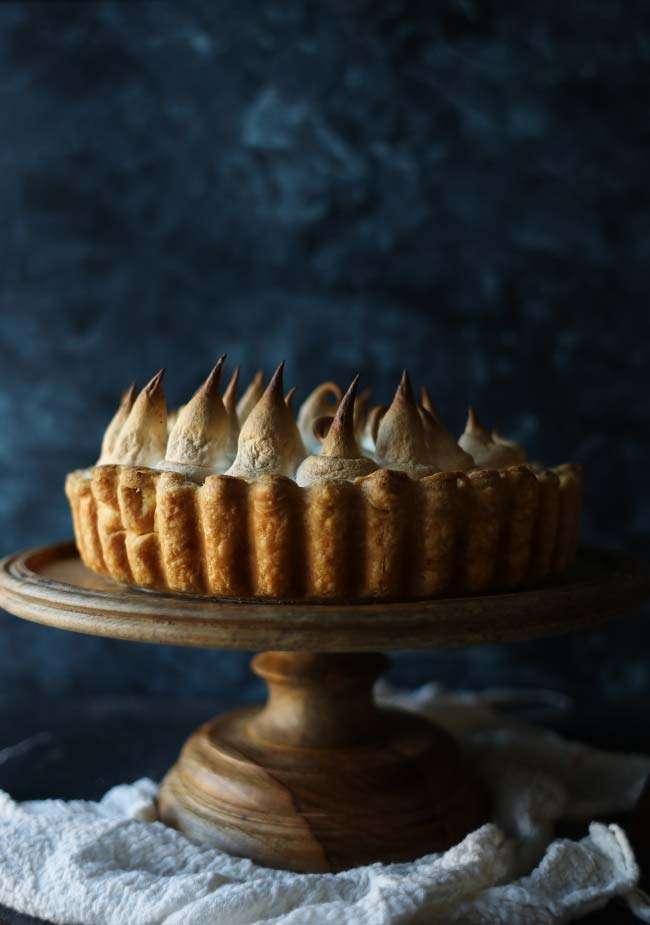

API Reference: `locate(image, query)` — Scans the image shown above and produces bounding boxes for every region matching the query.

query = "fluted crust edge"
[65,462,583,602]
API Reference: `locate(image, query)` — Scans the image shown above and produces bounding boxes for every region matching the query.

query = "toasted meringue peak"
[353,385,371,441]
[111,370,167,467]
[94,368,530,481]
[466,407,490,438]
[98,383,136,464]
[222,365,240,417]
[226,362,305,479]
[361,404,388,453]
[458,407,492,461]
[296,377,378,486]
[222,365,241,462]
[167,407,179,433]
[236,370,264,425]
[420,407,474,471]
[320,376,360,458]
[375,371,438,477]
[458,408,525,468]
[297,381,342,454]
[163,358,231,476]
[492,430,527,464]
[420,386,442,425]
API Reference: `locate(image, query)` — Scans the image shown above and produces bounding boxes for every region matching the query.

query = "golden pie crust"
[66,462,582,602]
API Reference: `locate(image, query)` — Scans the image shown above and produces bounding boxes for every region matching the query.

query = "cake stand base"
[158,651,488,872]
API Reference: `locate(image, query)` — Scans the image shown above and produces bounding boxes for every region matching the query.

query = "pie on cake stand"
[2,362,637,872]
[1,542,648,873]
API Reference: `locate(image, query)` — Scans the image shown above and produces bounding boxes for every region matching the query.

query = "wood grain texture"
[158,651,489,871]
[0,542,647,652]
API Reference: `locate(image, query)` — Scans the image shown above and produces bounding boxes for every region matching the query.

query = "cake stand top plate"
[0,541,648,652]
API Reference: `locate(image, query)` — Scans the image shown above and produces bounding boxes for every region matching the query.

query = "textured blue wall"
[0,1,649,701]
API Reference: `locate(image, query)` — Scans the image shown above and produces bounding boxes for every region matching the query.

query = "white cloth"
[1,684,650,925]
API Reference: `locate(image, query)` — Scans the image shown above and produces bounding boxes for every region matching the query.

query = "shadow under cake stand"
[1,542,648,873]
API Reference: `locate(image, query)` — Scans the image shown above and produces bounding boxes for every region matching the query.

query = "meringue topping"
[94,366,533,482]
[163,357,230,477]
[236,370,264,425]
[98,383,136,464]
[353,385,371,444]
[166,408,179,433]
[420,407,474,471]
[111,370,168,468]
[297,381,342,454]
[361,404,387,453]
[492,429,527,464]
[420,386,442,425]
[222,365,241,462]
[296,377,378,486]
[375,372,438,478]
[458,408,525,468]
[226,363,306,479]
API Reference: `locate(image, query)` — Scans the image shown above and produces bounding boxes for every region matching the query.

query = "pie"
[66,359,582,601]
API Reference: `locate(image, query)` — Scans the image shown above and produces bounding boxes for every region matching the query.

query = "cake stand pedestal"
[0,543,648,873]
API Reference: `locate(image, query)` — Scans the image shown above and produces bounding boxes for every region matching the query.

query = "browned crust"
[157,471,206,593]
[360,469,412,598]
[497,465,540,588]
[458,469,505,593]
[199,475,250,596]
[248,476,303,598]
[65,462,583,602]
[65,472,106,575]
[91,465,133,584]
[412,472,464,597]
[119,467,164,587]
[529,469,561,581]
[305,480,357,598]
[553,463,584,571]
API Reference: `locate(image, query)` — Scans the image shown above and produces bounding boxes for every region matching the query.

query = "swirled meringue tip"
[312,415,334,442]
[236,369,264,424]
[110,369,167,467]
[420,406,474,471]
[297,380,343,454]
[284,386,297,409]
[375,371,437,477]
[163,357,230,474]
[361,404,387,452]
[226,361,305,478]
[97,382,137,464]
[420,386,442,425]
[296,376,378,486]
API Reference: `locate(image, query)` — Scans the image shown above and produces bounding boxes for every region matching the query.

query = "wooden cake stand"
[0,542,648,873]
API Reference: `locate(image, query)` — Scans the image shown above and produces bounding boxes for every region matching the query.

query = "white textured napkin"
[1,684,650,925]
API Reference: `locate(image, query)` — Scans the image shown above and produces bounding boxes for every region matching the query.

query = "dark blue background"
[1,0,648,704]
